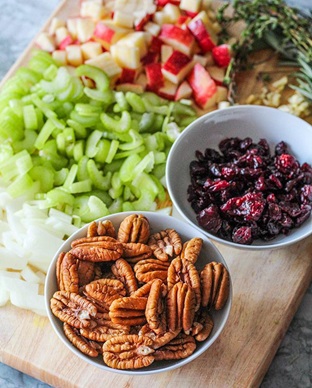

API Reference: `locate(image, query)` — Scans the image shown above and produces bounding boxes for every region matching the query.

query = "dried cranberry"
[275,141,288,155]
[232,226,253,244]
[197,205,222,233]
[275,154,299,176]
[301,185,312,204]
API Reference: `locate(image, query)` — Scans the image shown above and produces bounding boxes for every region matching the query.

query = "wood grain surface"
[0,1,312,387]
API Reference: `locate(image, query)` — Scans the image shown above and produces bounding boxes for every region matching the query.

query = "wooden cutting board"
[0,1,312,387]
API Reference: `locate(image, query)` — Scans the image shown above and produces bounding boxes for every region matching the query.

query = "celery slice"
[101,111,131,133]
[75,65,109,91]
[87,159,111,190]
[34,119,56,150]
[29,165,54,192]
[23,104,38,130]
[119,154,141,183]
[125,92,145,113]
[85,130,103,158]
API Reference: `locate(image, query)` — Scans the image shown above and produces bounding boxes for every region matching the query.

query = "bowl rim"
[44,211,233,375]
[166,105,312,251]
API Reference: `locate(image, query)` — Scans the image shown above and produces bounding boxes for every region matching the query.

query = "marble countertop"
[0,1,311,387]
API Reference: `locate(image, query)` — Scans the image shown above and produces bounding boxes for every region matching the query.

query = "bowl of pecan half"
[166,105,312,250]
[45,211,232,374]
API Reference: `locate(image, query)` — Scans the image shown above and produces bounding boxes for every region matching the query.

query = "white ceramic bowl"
[166,105,312,250]
[45,211,232,375]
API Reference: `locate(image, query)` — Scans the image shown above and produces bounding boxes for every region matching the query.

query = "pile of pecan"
[50,214,230,370]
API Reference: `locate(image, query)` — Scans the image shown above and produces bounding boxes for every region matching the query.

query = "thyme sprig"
[217,0,312,103]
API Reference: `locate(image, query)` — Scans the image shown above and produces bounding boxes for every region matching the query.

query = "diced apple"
[180,0,202,14]
[158,79,177,100]
[58,36,74,50]
[206,65,225,85]
[66,18,78,40]
[85,52,122,82]
[153,11,171,26]
[115,83,144,94]
[119,68,137,84]
[187,63,217,109]
[149,36,163,54]
[161,45,174,63]
[134,12,152,31]
[48,17,65,36]
[145,63,164,92]
[156,0,181,5]
[188,18,216,52]
[111,45,141,69]
[162,51,194,84]
[80,1,107,20]
[93,20,130,50]
[176,15,191,28]
[159,24,195,56]
[65,45,83,66]
[81,41,103,60]
[55,27,71,46]
[35,32,56,52]
[144,22,161,36]
[52,50,67,66]
[162,4,181,23]
[175,80,192,101]
[141,52,159,65]
[216,86,228,103]
[76,18,96,43]
[113,11,134,28]
[212,44,232,67]
[193,54,208,66]
[115,32,148,59]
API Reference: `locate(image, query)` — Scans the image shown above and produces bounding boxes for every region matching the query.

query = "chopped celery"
[75,65,109,91]
[0,49,199,224]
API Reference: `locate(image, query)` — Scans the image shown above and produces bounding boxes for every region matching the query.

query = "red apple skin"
[188,19,216,52]
[58,36,74,50]
[149,36,163,54]
[176,15,191,27]
[93,22,115,43]
[212,44,232,67]
[145,63,164,92]
[141,51,159,65]
[187,63,217,109]
[156,0,180,5]
[163,51,191,75]
[119,68,137,84]
[135,14,152,31]
[159,24,195,55]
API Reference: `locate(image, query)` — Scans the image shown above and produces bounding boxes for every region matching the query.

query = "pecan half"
[200,261,230,310]
[63,322,100,358]
[166,282,196,334]
[56,252,79,293]
[83,278,126,312]
[148,229,182,261]
[139,324,180,349]
[153,333,196,361]
[70,236,123,262]
[51,291,97,328]
[109,296,147,326]
[117,214,150,244]
[134,259,170,283]
[121,242,152,264]
[87,220,116,238]
[167,257,201,312]
[80,320,130,342]
[77,260,95,287]
[111,258,138,295]
[145,279,167,335]
[131,281,154,298]
[193,310,214,342]
[103,334,155,370]
[180,237,203,264]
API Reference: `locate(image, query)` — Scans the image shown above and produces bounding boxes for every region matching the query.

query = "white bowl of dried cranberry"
[45,211,232,374]
[166,105,312,250]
